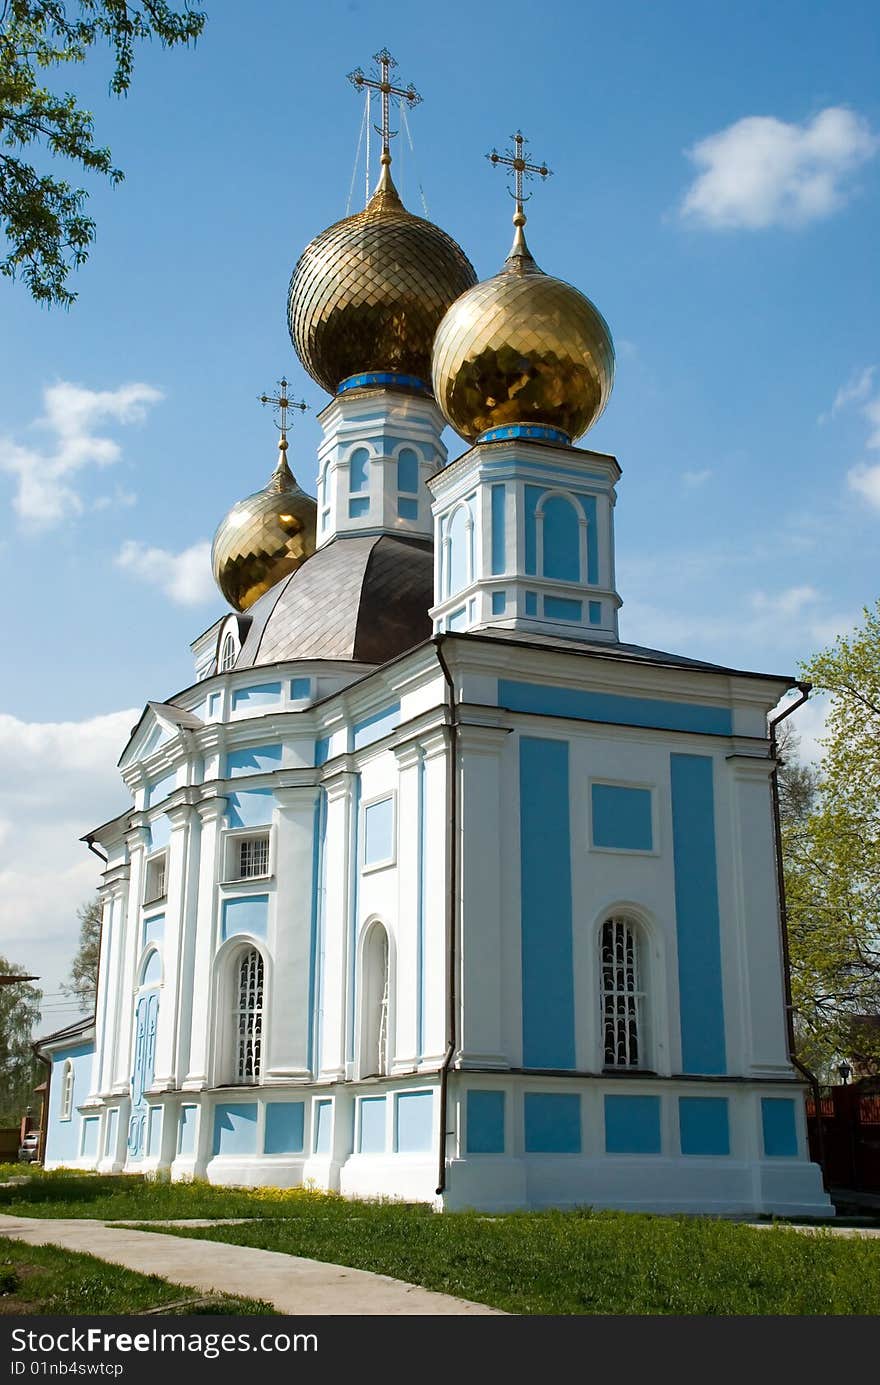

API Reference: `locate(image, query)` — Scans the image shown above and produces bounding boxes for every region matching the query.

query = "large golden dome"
[432,219,615,444]
[212,441,317,612]
[288,161,477,395]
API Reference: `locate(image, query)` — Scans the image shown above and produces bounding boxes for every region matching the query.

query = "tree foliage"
[782,601,880,1076]
[63,896,101,1007]
[0,1,205,305]
[0,956,42,1125]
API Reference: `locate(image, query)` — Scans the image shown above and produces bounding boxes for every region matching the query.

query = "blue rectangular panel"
[467,1090,505,1154]
[221,894,268,940]
[524,486,541,574]
[396,1091,433,1152]
[545,596,582,622]
[353,703,401,750]
[364,796,394,865]
[670,753,727,1074]
[519,737,575,1069]
[208,692,221,718]
[142,913,164,948]
[398,497,419,520]
[576,492,599,584]
[500,680,734,737]
[105,1107,118,1156]
[149,816,171,850]
[227,788,274,829]
[231,682,282,711]
[491,590,506,615]
[315,735,330,766]
[314,1099,332,1154]
[591,784,653,851]
[212,1103,258,1156]
[226,743,282,778]
[146,1106,162,1157]
[349,497,370,518]
[524,1093,581,1153]
[265,1102,304,1155]
[761,1097,798,1157]
[447,606,468,631]
[679,1097,730,1155]
[491,484,506,575]
[524,591,538,616]
[358,1097,387,1153]
[178,1105,197,1156]
[146,771,176,808]
[589,601,602,625]
[81,1117,99,1159]
[290,678,311,700]
[604,1094,662,1153]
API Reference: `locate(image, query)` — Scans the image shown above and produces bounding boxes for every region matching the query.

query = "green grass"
[0,1236,273,1316]
[4,1173,879,1314]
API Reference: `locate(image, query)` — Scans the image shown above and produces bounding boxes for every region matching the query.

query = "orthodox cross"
[348,47,422,165]
[486,131,552,221]
[259,377,307,444]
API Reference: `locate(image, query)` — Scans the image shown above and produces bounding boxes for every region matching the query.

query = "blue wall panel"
[396,1091,433,1152]
[544,596,582,621]
[670,753,727,1074]
[178,1105,197,1156]
[81,1117,99,1159]
[148,816,171,851]
[364,796,394,865]
[44,1043,93,1165]
[466,1091,506,1154]
[232,682,282,711]
[358,1097,387,1154]
[524,1093,581,1153]
[146,771,176,808]
[591,784,653,851]
[105,1107,118,1157]
[226,744,283,778]
[352,703,401,750]
[519,737,576,1069]
[227,789,274,829]
[146,1106,162,1157]
[604,1094,662,1153]
[290,678,311,700]
[679,1097,730,1156]
[265,1102,305,1155]
[491,484,506,575]
[221,894,268,940]
[314,1100,333,1154]
[212,1103,258,1156]
[541,495,580,582]
[142,914,164,949]
[761,1098,798,1157]
[500,680,733,737]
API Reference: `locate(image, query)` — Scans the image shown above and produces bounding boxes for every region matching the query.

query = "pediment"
[118,701,204,770]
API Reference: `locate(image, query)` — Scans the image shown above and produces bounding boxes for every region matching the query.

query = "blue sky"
[1,0,878,1009]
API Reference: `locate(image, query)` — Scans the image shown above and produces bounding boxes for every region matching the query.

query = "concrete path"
[0,1215,502,1316]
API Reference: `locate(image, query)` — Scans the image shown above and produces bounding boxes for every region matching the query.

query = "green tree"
[782,602,880,1075]
[62,896,101,1008]
[1,1,205,305]
[0,957,42,1125]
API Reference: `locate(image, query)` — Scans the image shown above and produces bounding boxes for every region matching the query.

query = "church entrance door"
[128,991,158,1160]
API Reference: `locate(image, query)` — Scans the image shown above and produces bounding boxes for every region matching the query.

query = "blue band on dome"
[478,423,571,446]
[337,372,429,395]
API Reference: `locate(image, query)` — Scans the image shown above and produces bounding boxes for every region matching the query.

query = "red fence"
[806,1086,880,1191]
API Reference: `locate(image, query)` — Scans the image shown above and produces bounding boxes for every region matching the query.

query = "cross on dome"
[259,376,307,456]
[486,131,552,227]
[348,47,422,169]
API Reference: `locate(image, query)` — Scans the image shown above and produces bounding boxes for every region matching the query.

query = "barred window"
[237,834,269,879]
[60,1059,75,1121]
[220,632,236,672]
[601,916,646,1068]
[144,852,167,903]
[234,949,264,1083]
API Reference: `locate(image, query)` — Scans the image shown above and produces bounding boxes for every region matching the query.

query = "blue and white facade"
[39,401,831,1216]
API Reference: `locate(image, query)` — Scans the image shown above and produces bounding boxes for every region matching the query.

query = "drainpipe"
[85,836,108,864]
[768,681,827,1180]
[433,637,458,1197]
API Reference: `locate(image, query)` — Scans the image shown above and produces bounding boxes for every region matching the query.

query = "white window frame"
[143,849,168,905]
[222,826,274,885]
[361,791,397,874]
[219,627,238,672]
[59,1059,74,1121]
[600,915,649,1071]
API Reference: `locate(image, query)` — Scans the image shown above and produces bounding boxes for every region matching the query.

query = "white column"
[112,822,149,1094]
[268,784,320,1081]
[92,871,129,1097]
[419,729,449,1067]
[456,723,511,1068]
[182,793,226,1089]
[319,771,355,1080]
[152,797,197,1090]
[392,743,422,1070]
[172,805,204,1085]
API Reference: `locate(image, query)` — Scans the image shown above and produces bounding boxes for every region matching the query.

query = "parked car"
[18,1132,39,1163]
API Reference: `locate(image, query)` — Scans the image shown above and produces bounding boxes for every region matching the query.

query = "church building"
[39,52,831,1216]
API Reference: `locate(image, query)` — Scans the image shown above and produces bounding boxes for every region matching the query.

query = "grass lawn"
[2,1172,879,1314]
[0,1236,272,1315]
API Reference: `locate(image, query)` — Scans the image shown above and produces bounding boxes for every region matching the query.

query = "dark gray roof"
[236,533,434,668]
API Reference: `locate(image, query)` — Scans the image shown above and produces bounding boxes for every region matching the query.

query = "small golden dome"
[212,440,317,612]
[288,162,477,396]
[431,219,615,444]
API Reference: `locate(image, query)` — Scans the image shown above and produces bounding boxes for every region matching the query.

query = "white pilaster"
[182,793,226,1089]
[268,783,321,1080]
[319,771,356,1079]
[152,796,197,1090]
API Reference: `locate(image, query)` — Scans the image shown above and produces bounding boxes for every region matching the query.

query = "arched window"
[349,447,369,494]
[234,948,264,1083]
[60,1059,74,1121]
[540,494,581,582]
[445,505,471,598]
[600,916,646,1068]
[360,923,390,1077]
[220,632,236,672]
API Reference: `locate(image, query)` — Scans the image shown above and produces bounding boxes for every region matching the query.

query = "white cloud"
[681,106,878,230]
[750,585,820,618]
[681,468,712,488]
[115,538,215,606]
[0,709,137,1009]
[0,382,162,530]
[848,462,880,509]
[829,365,876,419]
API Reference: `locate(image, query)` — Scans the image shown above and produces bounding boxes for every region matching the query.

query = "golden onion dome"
[212,439,317,612]
[288,160,477,396]
[431,216,615,444]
